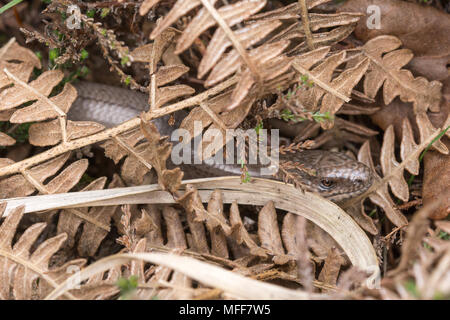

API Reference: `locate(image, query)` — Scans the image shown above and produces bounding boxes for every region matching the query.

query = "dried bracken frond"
[0,0,448,301]
[139,118,184,192]
[343,116,449,234]
[0,206,86,300]
[2,176,380,293]
[0,40,103,146]
[356,35,442,114]
[101,29,193,185]
[379,205,450,300]
[0,132,15,146]
[137,0,363,113]
[57,175,125,257]
[0,152,87,198]
[290,47,370,128]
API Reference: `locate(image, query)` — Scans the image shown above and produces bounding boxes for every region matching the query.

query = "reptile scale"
[68,81,373,202]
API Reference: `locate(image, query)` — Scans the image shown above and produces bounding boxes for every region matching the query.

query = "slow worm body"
[69,82,373,202]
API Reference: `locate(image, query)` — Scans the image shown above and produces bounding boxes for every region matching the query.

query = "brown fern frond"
[0,206,86,300]
[343,116,450,234]
[0,40,104,147]
[357,35,442,115]
[139,0,362,112]
[0,153,87,198]
[56,174,125,257]
[291,48,370,129]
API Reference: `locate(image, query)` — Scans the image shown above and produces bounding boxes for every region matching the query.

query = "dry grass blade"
[45,251,325,300]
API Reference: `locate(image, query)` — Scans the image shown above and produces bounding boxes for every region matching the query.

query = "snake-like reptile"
[68,82,373,202]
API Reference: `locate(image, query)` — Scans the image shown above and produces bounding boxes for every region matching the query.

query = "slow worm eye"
[320,179,334,189]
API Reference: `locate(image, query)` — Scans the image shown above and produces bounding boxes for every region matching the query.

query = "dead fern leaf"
[0,158,14,169]
[0,70,64,111]
[44,159,88,194]
[57,175,125,257]
[144,0,360,114]
[0,132,15,146]
[198,19,282,79]
[2,176,380,291]
[155,85,195,109]
[292,49,370,128]
[137,205,164,248]
[29,120,105,147]
[177,184,232,236]
[344,117,449,233]
[102,29,193,183]
[206,40,289,87]
[0,54,91,146]
[318,247,345,289]
[0,152,77,198]
[175,0,266,54]
[139,118,184,192]
[357,35,442,114]
[0,206,85,300]
[0,38,40,89]
[206,190,229,259]
[229,201,267,258]
[258,201,292,265]
[289,24,356,55]
[101,127,145,164]
[9,83,77,124]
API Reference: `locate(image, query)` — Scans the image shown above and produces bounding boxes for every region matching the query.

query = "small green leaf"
[80,49,89,61]
[49,48,60,62]
[438,231,450,241]
[255,121,263,135]
[404,279,419,298]
[242,171,251,183]
[86,9,95,18]
[116,275,139,300]
[100,8,110,18]
[120,55,130,66]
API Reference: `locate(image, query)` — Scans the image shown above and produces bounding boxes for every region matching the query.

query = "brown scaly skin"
[274,150,373,202]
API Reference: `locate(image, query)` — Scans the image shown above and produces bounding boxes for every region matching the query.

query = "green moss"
[116,275,138,300]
